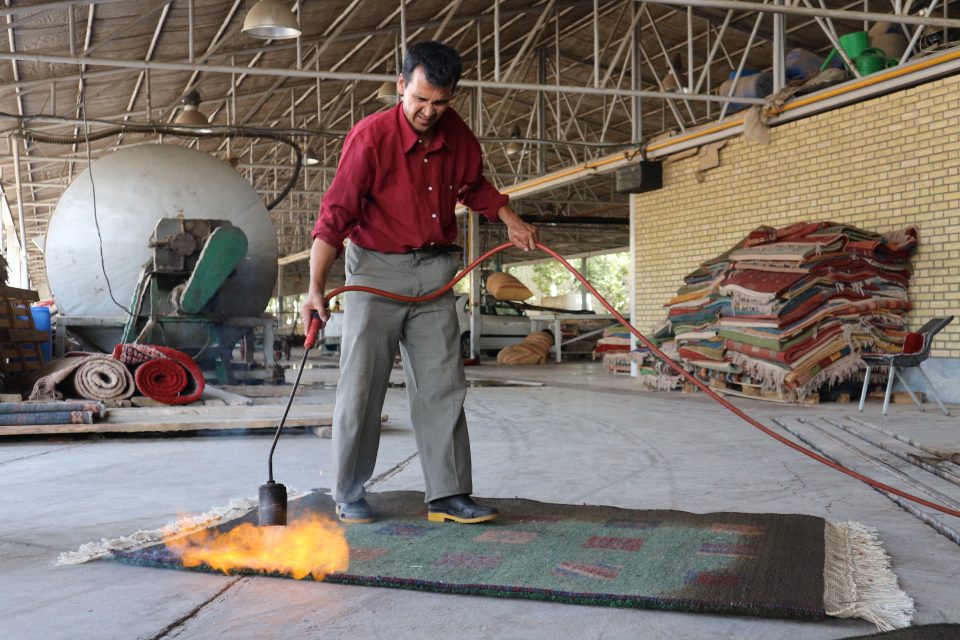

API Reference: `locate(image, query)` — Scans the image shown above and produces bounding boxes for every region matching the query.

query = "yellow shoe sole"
[335,505,376,524]
[427,510,499,524]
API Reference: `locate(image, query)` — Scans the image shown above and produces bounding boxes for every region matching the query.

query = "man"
[301,41,538,525]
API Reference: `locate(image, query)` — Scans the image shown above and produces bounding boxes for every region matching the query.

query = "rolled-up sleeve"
[312,130,376,255]
[458,137,509,223]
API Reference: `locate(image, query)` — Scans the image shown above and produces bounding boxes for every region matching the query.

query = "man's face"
[397,66,454,135]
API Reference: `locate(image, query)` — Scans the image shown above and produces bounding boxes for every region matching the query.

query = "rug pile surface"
[89,491,913,630]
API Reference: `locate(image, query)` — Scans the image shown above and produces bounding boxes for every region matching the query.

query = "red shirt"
[312,103,509,255]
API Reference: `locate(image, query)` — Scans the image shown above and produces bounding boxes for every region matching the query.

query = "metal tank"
[45,143,278,357]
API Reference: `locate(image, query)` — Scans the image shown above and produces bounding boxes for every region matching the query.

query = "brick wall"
[632,74,960,357]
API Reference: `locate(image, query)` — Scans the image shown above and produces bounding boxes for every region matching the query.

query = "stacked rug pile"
[29,344,205,405]
[632,221,918,399]
[596,326,633,372]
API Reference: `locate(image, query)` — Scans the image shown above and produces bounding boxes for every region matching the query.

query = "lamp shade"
[506,126,523,157]
[303,148,321,165]
[376,81,399,105]
[242,0,301,39]
[175,105,210,127]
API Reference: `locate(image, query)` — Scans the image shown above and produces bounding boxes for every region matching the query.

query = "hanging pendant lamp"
[174,90,213,132]
[242,0,301,40]
[376,81,399,105]
[505,125,523,157]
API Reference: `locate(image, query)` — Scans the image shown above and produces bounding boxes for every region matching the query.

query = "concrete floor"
[2,358,958,640]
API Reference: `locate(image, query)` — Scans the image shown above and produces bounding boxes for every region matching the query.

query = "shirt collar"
[395,103,450,153]
[396,104,420,153]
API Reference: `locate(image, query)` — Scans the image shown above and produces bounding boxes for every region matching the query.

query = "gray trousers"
[333,243,472,504]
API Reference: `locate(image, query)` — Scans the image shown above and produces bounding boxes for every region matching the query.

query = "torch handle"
[304,313,322,350]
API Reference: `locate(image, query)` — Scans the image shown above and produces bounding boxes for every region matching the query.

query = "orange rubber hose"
[320,242,960,519]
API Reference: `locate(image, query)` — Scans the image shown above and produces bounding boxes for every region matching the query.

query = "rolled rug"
[0,411,94,426]
[134,346,205,406]
[71,357,136,402]
[29,355,134,402]
[112,343,165,366]
[0,401,106,418]
[134,358,188,400]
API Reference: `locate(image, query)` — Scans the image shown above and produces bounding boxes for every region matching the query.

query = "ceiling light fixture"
[304,147,321,165]
[376,81,399,105]
[174,90,213,132]
[506,125,523,157]
[242,0,301,40]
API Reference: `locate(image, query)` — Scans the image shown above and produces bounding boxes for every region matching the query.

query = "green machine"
[122,217,265,383]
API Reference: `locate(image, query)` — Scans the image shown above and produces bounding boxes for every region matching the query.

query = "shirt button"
[428,186,433,191]
[430,242,435,246]
[432,213,438,219]
[418,139,422,143]
[423,158,428,163]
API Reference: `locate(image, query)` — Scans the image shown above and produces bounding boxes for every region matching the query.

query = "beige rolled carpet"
[497,332,553,365]
[487,272,533,301]
[29,355,135,402]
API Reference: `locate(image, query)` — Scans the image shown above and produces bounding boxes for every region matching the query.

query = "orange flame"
[165,515,350,580]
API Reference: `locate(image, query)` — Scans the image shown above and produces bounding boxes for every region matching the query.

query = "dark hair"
[402,41,462,88]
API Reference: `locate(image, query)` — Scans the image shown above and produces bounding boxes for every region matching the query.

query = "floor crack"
[146,577,243,639]
[0,536,59,550]
[365,452,419,490]
[0,443,92,467]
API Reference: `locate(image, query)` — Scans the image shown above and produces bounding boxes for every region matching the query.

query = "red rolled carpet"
[113,344,205,405]
[135,358,188,400]
[141,346,205,405]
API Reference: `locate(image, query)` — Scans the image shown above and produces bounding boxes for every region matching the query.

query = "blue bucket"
[30,305,53,363]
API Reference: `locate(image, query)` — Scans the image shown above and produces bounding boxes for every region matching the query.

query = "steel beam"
[0,51,767,105]
[642,0,960,28]
[773,0,785,92]
[719,5,767,120]
[11,140,28,287]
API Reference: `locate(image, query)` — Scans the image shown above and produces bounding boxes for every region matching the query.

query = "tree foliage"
[507,251,630,312]
[586,252,630,312]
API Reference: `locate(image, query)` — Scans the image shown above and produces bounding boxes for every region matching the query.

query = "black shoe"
[427,494,499,524]
[335,498,376,524]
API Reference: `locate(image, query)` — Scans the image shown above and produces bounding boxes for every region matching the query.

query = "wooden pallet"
[0,403,388,436]
[0,288,46,389]
[706,378,821,405]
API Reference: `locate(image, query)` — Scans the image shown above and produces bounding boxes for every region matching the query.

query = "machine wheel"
[460,332,472,359]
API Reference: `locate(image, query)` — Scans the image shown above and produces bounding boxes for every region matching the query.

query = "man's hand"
[498,206,539,251]
[300,292,330,335]
[301,237,339,334]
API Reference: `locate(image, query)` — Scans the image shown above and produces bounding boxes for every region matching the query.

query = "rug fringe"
[795,354,864,401]
[56,489,307,566]
[824,520,914,631]
[728,351,787,390]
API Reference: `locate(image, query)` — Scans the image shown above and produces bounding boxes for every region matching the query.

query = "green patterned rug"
[99,491,912,629]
